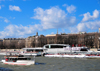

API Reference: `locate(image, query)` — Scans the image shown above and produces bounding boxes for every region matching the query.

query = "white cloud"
[0,24,42,38]
[0,16,9,23]
[13,17,15,19]
[82,9,99,22]
[0,6,77,38]
[0,5,4,9]
[32,6,77,29]
[0,6,1,9]
[4,19,9,23]
[77,23,87,32]
[76,9,100,32]
[0,0,5,1]
[62,4,67,7]
[66,5,76,13]
[9,5,21,12]
[51,32,54,34]
[76,21,100,32]
[69,26,78,33]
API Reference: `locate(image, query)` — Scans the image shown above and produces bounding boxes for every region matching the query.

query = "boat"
[1,55,35,65]
[45,53,63,57]
[45,52,100,58]
[85,53,100,58]
[0,51,20,55]
[45,53,85,58]
[43,44,90,54]
[0,51,6,55]
[62,53,85,58]
[21,48,44,56]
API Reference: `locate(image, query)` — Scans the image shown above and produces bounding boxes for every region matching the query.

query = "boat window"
[27,58,31,60]
[35,49,43,52]
[63,46,67,47]
[27,49,34,52]
[45,46,49,48]
[51,45,65,48]
[18,55,24,57]
[80,48,88,51]
[17,58,31,60]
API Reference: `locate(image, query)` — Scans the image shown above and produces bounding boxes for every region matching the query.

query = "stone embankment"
[0,48,98,52]
[0,49,23,52]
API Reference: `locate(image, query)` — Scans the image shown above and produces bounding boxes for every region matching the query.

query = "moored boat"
[44,52,100,58]
[43,44,90,54]
[45,53,85,58]
[63,53,85,58]
[85,53,100,58]
[21,48,43,56]
[45,53,63,57]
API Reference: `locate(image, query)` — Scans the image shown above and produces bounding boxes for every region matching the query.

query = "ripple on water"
[0,67,13,71]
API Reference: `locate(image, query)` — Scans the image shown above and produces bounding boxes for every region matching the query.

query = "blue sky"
[0,0,100,38]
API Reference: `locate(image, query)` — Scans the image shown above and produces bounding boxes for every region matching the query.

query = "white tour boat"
[45,52,100,58]
[21,48,44,56]
[62,53,86,58]
[45,53,63,57]
[45,53,85,58]
[43,44,90,54]
[85,53,100,58]
[1,55,35,65]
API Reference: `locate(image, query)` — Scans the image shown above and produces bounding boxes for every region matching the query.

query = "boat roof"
[44,44,70,46]
[6,57,30,58]
[22,48,43,50]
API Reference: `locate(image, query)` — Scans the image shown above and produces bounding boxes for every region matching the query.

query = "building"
[25,32,100,49]
[0,39,3,48]
[3,38,25,49]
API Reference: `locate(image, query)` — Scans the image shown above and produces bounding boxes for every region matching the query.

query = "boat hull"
[63,54,85,58]
[1,60,35,65]
[45,54,100,58]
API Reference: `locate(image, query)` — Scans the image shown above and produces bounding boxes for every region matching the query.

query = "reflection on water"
[0,55,100,71]
[0,67,13,71]
[35,62,46,65]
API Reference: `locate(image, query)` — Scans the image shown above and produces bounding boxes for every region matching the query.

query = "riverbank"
[0,48,98,52]
[0,49,23,52]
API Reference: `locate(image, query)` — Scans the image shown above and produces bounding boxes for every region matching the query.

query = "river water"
[0,55,100,71]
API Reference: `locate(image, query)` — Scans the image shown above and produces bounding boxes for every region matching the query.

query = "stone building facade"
[0,39,3,48]
[25,32,47,47]
[25,32,100,49]
[2,38,25,49]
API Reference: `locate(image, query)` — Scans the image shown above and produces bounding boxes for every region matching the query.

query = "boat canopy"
[43,44,71,48]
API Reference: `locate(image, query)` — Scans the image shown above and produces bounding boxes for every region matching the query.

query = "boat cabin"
[43,44,70,49]
[22,48,43,53]
[4,55,32,62]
